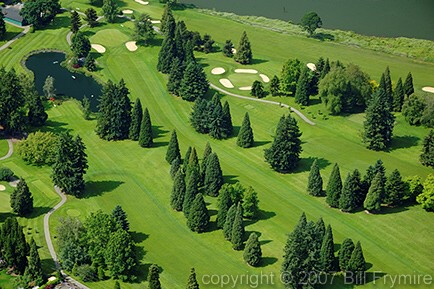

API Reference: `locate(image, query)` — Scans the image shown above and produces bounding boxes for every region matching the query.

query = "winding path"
[0,139,14,160]
[0,23,31,52]
[210,83,316,125]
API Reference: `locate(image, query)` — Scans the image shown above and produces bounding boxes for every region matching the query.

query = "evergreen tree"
[102,0,118,23]
[404,72,414,97]
[10,179,33,216]
[43,75,56,99]
[295,67,310,106]
[320,58,330,79]
[186,268,200,289]
[351,169,365,207]
[129,98,143,141]
[231,203,245,250]
[200,142,212,182]
[71,31,91,58]
[209,97,224,140]
[320,225,335,272]
[339,238,355,272]
[237,112,254,148]
[222,101,233,137]
[114,281,121,289]
[187,193,209,233]
[157,32,176,73]
[242,186,259,219]
[134,13,155,45]
[313,217,326,251]
[25,238,43,286]
[27,95,48,127]
[85,8,98,28]
[393,77,405,112]
[307,159,323,196]
[347,241,366,284]
[171,169,186,211]
[216,184,232,229]
[203,153,224,197]
[139,108,153,148]
[339,173,359,212]
[363,88,395,151]
[264,114,302,173]
[167,57,185,95]
[269,75,280,96]
[251,81,265,98]
[326,163,342,208]
[160,5,175,36]
[170,157,181,179]
[223,40,234,57]
[190,98,209,134]
[384,169,406,206]
[223,204,237,240]
[420,130,434,168]
[112,205,129,231]
[382,67,393,106]
[0,12,5,40]
[166,130,181,164]
[185,147,199,181]
[147,264,161,289]
[84,54,96,72]
[364,172,383,213]
[234,31,252,64]
[243,233,262,266]
[1,217,29,274]
[183,146,192,168]
[173,21,187,61]
[179,62,208,102]
[104,229,137,281]
[183,166,200,217]
[70,11,81,33]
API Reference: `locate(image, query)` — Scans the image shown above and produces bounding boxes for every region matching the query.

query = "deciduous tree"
[300,12,322,36]
[102,0,118,23]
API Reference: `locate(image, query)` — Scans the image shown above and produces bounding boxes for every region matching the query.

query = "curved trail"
[0,139,14,160]
[0,24,30,52]
[210,83,316,125]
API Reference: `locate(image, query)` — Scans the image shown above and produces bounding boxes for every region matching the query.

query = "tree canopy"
[300,12,322,35]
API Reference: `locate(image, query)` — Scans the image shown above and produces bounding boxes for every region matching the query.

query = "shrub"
[0,167,14,181]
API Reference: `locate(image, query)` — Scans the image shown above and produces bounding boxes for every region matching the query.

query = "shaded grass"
[0,23,23,46]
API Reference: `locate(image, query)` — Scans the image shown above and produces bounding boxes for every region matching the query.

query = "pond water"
[25,52,102,111]
[181,0,434,41]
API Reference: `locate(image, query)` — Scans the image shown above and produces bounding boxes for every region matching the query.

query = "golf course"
[0,0,433,288]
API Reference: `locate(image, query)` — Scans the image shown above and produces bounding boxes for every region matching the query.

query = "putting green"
[90,29,130,48]
[227,73,262,87]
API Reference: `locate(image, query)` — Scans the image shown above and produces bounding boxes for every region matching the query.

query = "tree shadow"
[152,141,169,148]
[89,51,103,60]
[41,120,71,134]
[259,257,278,267]
[152,125,169,138]
[28,206,52,219]
[82,30,96,38]
[251,58,269,65]
[309,98,322,106]
[208,209,217,217]
[223,175,238,184]
[205,220,220,233]
[260,239,272,246]
[376,205,409,215]
[0,212,15,223]
[3,30,21,41]
[40,258,56,274]
[388,135,419,151]
[130,231,149,243]
[230,126,240,138]
[294,157,331,173]
[132,262,164,284]
[244,209,276,226]
[254,140,271,147]
[312,32,335,41]
[39,14,71,30]
[82,180,124,198]
[147,38,163,47]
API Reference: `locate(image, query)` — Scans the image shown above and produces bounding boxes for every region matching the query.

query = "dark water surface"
[181,0,434,40]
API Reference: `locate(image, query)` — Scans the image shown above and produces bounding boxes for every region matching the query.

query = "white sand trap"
[239,86,252,91]
[122,9,134,14]
[135,0,149,5]
[232,48,237,54]
[211,67,225,75]
[0,185,5,191]
[234,69,258,74]
[422,87,434,93]
[259,74,270,83]
[9,179,20,188]
[307,63,317,71]
[125,41,138,51]
[219,78,234,88]
[151,20,161,24]
[91,44,106,53]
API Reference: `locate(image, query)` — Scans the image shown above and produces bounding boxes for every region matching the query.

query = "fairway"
[0,1,433,289]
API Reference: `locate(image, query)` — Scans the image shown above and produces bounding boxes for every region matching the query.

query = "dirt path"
[0,24,30,51]
[210,83,316,125]
[0,139,14,160]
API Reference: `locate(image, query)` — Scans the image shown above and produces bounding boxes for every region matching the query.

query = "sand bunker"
[91,44,106,53]
[232,48,237,54]
[422,87,434,94]
[122,9,134,14]
[211,67,225,75]
[259,74,270,83]
[125,41,138,51]
[219,79,234,89]
[307,63,317,71]
[151,20,161,24]
[0,185,5,191]
[234,69,258,74]
[135,0,149,5]
[239,86,252,91]
[9,179,20,187]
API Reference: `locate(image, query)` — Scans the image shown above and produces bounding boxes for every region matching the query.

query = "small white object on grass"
[239,86,252,91]
[234,69,258,74]
[91,44,106,53]
[125,41,138,51]
[0,185,6,191]
[259,74,270,83]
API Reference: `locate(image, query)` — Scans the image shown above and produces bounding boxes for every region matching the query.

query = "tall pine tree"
[237,112,254,148]
[404,72,414,97]
[171,169,186,211]
[384,169,405,206]
[147,264,161,289]
[326,163,342,208]
[10,178,33,216]
[234,31,252,64]
[295,67,310,106]
[183,164,200,218]
[347,241,366,284]
[203,153,224,197]
[364,172,383,213]
[216,184,232,229]
[339,238,355,272]
[339,172,361,212]
[269,75,280,96]
[223,204,237,240]
[187,193,209,233]
[307,159,323,196]
[166,130,181,164]
[25,238,44,286]
[320,225,336,272]
[139,108,153,148]
[420,130,434,168]
[222,101,233,137]
[231,203,245,250]
[179,62,208,102]
[243,232,262,266]
[186,268,200,289]
[129,98,143,141]
[392,77,405,112]
[112,205,129,231]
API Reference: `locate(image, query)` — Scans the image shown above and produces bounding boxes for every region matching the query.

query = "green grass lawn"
[0,270,15,289]
[0,1,433,288]
[226,72,263,88]
[0,139,9,157]
[0,23,23,47]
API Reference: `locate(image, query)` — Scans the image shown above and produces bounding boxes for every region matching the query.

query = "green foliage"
[416,174,434,212]
[185,147,199,182]
[237,112,254,148]
[223,203,237,240]
[0,166,14,181]
[105,229,137,281]
[392,77,405,112]
[216,184,232,228]
[81,96,92,120]
[179,62,209,101]
[148,264,162,289]
[85,8,98,28]
[43,75,56,99]
[243,233,262,266]
[1,217,29,274]
[0,12,5,40]
[84,54,97,72]
[384,169,406,206]
[403,72,414,97]
[231,203,245,250]
[202,34,215,53]
[71,11,82,33]
[347,241,367,284]
[201,142,212,181]
[139,108,153,147]
[21,0,60,28]
[339,238,355,272]
[57,217,89,271]
[112,205,129,231]
[183,146,192,168]
[129,98,143,141]
[280,58,301,95]
[320,225,335,272]
[222,101,233,137]
[404,175,424,202]
[264,114,302,173]
[294,67,310,105]
[76,264,98,282]
[234,31,252,64]
[170,157,181,179]
[339,172,359,212]
[379,67,393,106]
[269,75,280,96]
[242,186,259,219]
[364,172,384,213]
[223,39,234,57]
[251,80,266,98]
[17,131,58,166]
[166,130,181,164]
[171,169,186,211]
[71,31,91,58]
[25,238,44,286]
[326,163,342,208]
[402,95,425,126]
[300,12,322,35]
[27,94,48,127]
[421,130,434,168]
[187,193,210,233]
[167,57,185,95]
[161,5,175,37]
[183,163,200,218]
[186,268,200,289]
[10,178,34,216]
[203,153,223,196]
[307,159,323,196]
[157,28,176,73]
[102,0,118,23]
[134,14,155,45]
[114,280,121,289]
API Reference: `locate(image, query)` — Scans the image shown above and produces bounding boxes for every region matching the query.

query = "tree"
[264,114,302,173]
[234,31,252,64]
[339,238,355,272]
[307,159,323,196]
[364,172,383,213]
[17,131,58,166]
[21,0,60,28]
[147,264,161,289]
[347,241,366,284]
[393,77,405,112]
[250,80,265,98]
[300,12,322,36]
[25,238,44,286]
[1,217,29,274]
[84,54,97,72]
[27,94,48,127]
[179,62,208,101]
[10,179,34,216]
[183,146,192,168]
[114,281,121,289]
[269,75,280,96]
[294,67,310,105]
[129,98,143,141]
[203,153,224,197]
[237,112,254,148]
[183,165,200,217]
[326,163,342,208]
[134,14,155,45]
[420,130,434,168]
[402,95,425,126]
[380,67,393,106]
[384,169,406,206]
[43,75,56,99]
[243,233,262,266]
[105,229,136,280]
[363,89,395,151]
[160,4,175,36]
[71,31,91,58]
[416,174,434,212]
[187,193,209,233]
[71,11,82,33]
[139,108,153,148]
[320,225,335,272]
[190,98,209,134]
[242,186,259,219]
[57,217,89,271]
[203,34,214,53]
[222,101,233,137]
[201,142,212,182]
[186,268,200,289]
[231,203,245,250]
[167,57,185,95]
[280,59,302,95]
[223,204,237,240]
[170,157,181,179]
[112,205,129,231]
[157,31,176,74]
[339,173,359,212]
[216,184,232,229]
[185,147,200,182]
[102,0,118,23]
[0,12,5,40]
[171,169,186,211]
[223,40,234,57]
[85,8,98,27]
[166,130,181,164]
[404,72,414,97]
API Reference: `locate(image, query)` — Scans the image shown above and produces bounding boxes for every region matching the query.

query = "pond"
[25,52,102,111]
[181,0,434,41]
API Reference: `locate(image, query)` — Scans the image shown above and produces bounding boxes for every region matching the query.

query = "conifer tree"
[170,157,181,179]
[183,166,200,218]
[269,75,280,96]
[320,225,335,272]
[231,203,245,250]
[264,114,302,173]
[1,217,29,274]
[112,205,129,231]
[223,204,237,240]
[237,112,254,148]
[339,238,355,272]
[187,193,209,233]
[420,130,434,168]
[190,98,209,134]
[234,31,252,64]
[139,108,153,148]
[28,95,48,127]
[404,72,414,97]
[242,186,259,219]
[222,101,233,137]
[393,77,405,112]
[243,233,262,266]
[102,0,118,23]
[179,62,209,102]
[85,8,98,28]
[25,238,43,285]
[129,98,143,141]
[71,31,91,58]
[70,11,81,33]
[223,40,234,57]
[186,147,199,181]
[351,169,365,208]
[171,169,186,211]
[347,241,366,284]
[364,172,383,213]
[307,159,323,196]
[339,173,359,212]
[313,217,326,251]
[203,153,224,197]
[166,130,181,164]
[320,58,330,78]
[326,163,342,208]
[216,184,232,228]
[382,67,393,106]
[160,5,175,37]
[167,57,185,95]
[147,264,161,289]
[157,32,176,74]
[251,81,265,98]
[200,142,212,182]
[0,12,5,40]
[186,268,200,289]
[384,169,406,206]
[114,281,121,289]
[209,98,224,140]
[295,67,310,106]
[183,146,192,169]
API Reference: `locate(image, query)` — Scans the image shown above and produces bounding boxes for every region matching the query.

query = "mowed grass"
[227,72,263,87]
[0,23,24,46]
[0,139,9,157]
[0,1,433,288]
